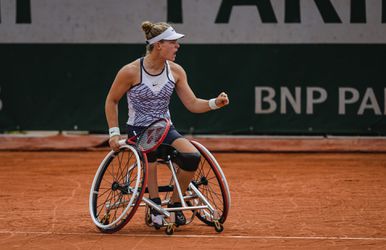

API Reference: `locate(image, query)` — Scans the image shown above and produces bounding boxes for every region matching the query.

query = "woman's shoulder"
[121,59,141,74]
[168,61,186,74]
[113,58,141,85]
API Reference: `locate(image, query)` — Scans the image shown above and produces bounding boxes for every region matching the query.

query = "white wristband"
[208,98,220,110]
[109,127,120,137]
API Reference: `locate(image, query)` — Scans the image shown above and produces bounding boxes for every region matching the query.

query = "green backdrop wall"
[0,44,385,135]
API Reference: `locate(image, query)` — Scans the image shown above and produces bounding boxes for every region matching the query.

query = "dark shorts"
[126,124,183,146]
[127,124,183,162]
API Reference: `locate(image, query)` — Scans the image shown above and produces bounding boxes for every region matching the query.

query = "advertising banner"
[1,0,385,134]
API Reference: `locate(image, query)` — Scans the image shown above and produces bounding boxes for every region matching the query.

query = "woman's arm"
[105,63,138,150]
[173,63,229,113]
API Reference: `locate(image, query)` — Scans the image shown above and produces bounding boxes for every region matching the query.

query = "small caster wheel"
[101,215,110,225]
[165,224,175,235]
[214,221,224,233]
[144,207,153,227]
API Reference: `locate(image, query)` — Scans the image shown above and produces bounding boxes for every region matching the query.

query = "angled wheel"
[89,145,148,233]
[165,224,175,235]
[190,141,231,226]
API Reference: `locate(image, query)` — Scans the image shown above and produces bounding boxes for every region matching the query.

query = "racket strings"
[137,121,168,152]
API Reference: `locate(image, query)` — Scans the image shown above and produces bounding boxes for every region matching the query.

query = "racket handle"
[118,139,127,147]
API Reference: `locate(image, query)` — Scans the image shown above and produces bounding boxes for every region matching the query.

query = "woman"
[105,21,229,228]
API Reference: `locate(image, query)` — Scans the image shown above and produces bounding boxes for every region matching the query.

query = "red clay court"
[0,135,386,249]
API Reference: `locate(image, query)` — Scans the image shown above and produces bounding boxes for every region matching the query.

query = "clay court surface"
[1,148,386,249]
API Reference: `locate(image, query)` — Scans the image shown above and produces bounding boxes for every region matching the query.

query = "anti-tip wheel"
[214,221,224,233]
[165,224,175,235]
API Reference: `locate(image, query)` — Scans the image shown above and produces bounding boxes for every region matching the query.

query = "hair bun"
[141,21,154,34]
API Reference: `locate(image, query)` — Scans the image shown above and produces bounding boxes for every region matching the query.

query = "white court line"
[0,231,386,241]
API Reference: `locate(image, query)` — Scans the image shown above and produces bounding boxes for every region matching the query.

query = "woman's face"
[158,40,180,61]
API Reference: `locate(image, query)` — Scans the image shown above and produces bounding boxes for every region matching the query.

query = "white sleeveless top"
[126,58,175,126]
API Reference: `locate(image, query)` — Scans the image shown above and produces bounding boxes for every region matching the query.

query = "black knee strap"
[174,152,201,172]
[146,151,157,162]
[147,144,178,163]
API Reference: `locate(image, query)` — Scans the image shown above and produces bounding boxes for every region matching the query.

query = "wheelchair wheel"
[190,140,231,226]
[89,145,148,233]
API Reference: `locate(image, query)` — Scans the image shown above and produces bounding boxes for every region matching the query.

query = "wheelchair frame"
[89,139,230,235]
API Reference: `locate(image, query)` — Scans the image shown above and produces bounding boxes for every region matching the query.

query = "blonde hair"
[141,21,170,52]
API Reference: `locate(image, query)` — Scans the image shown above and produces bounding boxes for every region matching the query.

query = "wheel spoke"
[96,188,114,218]
[191,144,229,225]
[90,146,146,232]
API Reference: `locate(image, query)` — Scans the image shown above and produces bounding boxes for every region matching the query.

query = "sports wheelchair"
[89,139,230,235]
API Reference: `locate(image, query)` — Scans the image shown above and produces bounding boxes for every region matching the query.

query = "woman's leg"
[147,159,163,227]
[170,138,199,204]
[147,162,159,199]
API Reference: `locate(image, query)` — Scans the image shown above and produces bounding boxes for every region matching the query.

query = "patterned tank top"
[126,58,175,126]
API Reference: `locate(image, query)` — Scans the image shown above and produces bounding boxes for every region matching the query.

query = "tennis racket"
[125,118,171,153]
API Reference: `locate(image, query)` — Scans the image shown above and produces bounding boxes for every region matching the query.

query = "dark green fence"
[1,44,385,135]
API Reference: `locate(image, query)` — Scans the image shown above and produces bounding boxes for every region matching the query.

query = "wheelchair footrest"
[144,185,174,193]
